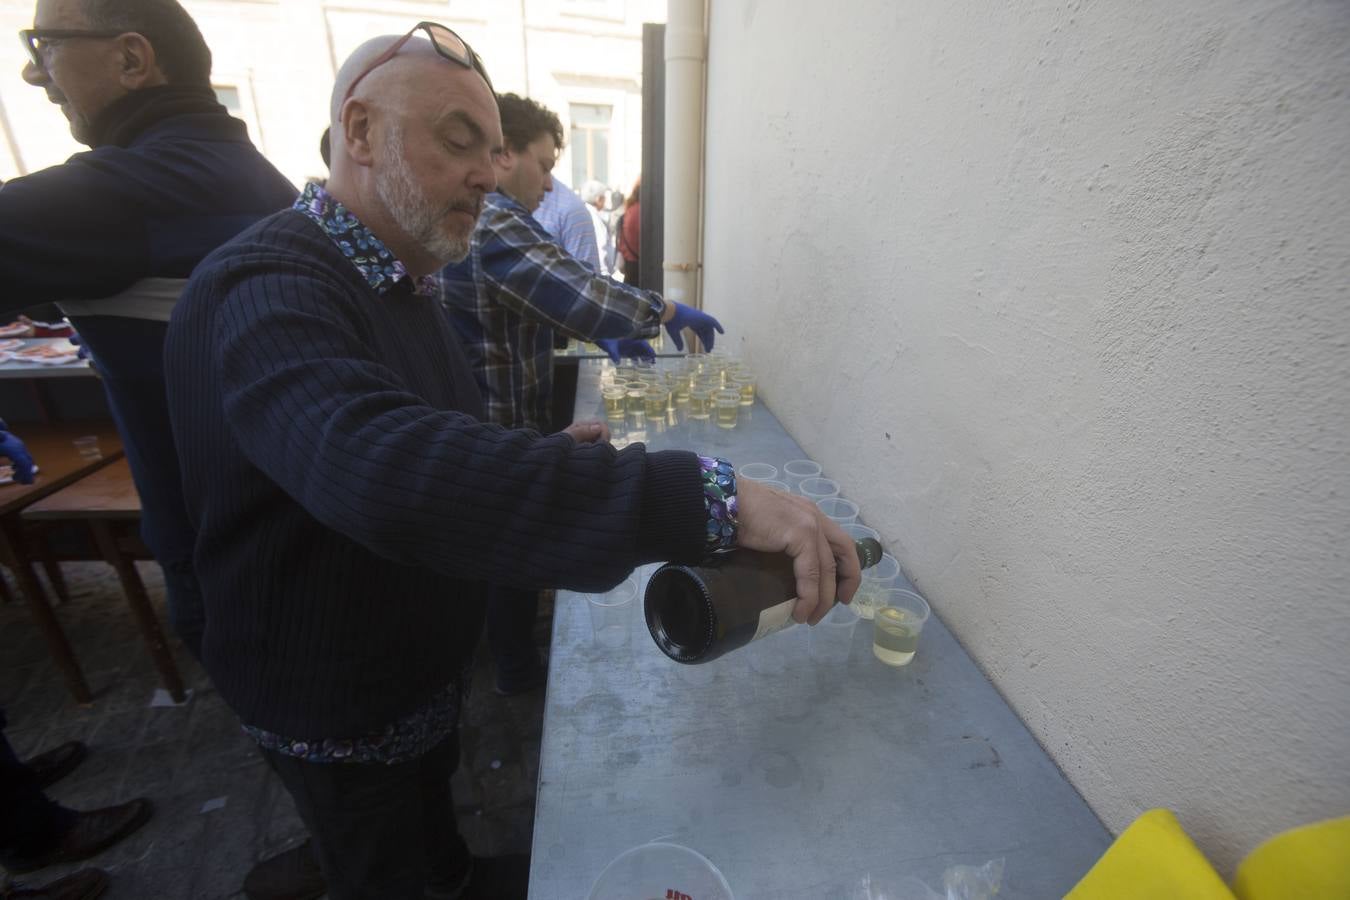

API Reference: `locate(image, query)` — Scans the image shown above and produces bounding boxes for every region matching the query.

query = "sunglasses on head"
[342,21,493,108]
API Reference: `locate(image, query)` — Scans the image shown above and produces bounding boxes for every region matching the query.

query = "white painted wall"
[702,0,1350,875]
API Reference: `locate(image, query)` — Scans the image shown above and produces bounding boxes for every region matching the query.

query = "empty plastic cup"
[798,476,840,502]
[808,601,860,663]
[841,522,880,544]
[781,459,821,492]
[587,577,637,650]
[587,841,734,900]
[816,496,859,524]
[737,462,778,482]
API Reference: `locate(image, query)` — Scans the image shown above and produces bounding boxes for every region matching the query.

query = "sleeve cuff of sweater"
[636,449,718,563]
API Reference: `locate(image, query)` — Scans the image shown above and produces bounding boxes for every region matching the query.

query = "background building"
[0,0,664,195]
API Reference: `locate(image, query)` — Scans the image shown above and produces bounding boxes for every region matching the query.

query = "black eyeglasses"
[342,21,493,107]
[19,28,126,70]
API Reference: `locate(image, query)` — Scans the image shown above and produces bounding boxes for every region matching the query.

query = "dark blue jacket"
[0,97,296,565]
[165,208,706,736]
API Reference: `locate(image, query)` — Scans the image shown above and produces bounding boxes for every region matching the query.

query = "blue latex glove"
[69,331,89,359]
[663,302,724,352]
[595,338,656,365]
[0,418,36,484]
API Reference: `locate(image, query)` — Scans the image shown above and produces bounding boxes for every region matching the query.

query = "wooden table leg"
[0,519,92,704]
[31,528,71,605]
[88,520,186,703]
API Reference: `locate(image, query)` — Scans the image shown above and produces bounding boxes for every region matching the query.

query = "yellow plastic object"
[1065,808,1235,900]
[1231,816,1350,900]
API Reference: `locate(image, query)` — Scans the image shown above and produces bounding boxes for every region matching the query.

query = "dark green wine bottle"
[644,538,884,664]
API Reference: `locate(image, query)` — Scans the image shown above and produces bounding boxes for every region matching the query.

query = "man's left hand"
[595,338,656,365]
[662,302,724,352]
[561,418,611,445]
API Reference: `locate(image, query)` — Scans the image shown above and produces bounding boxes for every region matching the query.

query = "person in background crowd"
[532,172,602,271]
[0,0,297,664]
[164,29,855,899]
[0,709,151,900]
[439,94,724,696]
[580,179,615,275]
[617,174,642,284]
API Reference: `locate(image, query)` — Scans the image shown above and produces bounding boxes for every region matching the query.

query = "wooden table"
[23,457,186,704]
[0,422,123,703]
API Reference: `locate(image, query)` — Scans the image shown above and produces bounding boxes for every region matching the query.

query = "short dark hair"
[495,93,564,154]
[80,0,212,86]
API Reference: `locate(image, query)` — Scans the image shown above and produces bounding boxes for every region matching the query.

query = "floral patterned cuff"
[698,455,738,554]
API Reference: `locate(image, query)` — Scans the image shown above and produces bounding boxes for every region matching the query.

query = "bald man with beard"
[164,25,859,900]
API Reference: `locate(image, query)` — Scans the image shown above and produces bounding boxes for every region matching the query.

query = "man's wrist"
[698,455,738,554]
[658,296,676,324]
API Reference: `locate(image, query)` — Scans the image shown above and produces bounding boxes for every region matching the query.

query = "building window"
[570,103,612,188]
[213,85,242,116]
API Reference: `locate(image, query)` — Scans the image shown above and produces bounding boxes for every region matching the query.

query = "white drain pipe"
[664,0,707,322]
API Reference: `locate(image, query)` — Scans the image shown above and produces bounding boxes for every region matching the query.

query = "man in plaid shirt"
[440,93,722,693]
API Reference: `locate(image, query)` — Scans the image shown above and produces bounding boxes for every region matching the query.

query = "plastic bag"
[853,858,1005,900]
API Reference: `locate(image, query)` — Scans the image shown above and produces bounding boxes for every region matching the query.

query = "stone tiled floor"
[1,562,547,898]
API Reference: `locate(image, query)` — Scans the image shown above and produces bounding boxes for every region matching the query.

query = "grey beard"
[375,123,471,264]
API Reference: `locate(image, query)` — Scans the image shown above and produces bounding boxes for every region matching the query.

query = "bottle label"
[752,598,797,642]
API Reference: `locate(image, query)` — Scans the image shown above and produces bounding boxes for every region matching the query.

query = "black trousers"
[262,732,469,900]
[486,583,541,690]
[0,708,75,865]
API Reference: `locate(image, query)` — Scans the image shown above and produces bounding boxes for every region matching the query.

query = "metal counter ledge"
[529,358,1110,899]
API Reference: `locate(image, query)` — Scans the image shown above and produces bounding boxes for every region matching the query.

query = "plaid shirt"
[440,192,663,430]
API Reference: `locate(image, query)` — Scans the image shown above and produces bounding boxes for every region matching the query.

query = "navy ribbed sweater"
[164,210,706,737]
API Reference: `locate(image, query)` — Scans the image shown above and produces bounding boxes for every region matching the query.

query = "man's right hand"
[0,418,36,485]
[732,478,862,625]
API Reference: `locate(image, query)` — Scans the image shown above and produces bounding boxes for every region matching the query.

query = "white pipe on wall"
[664,0,707,314]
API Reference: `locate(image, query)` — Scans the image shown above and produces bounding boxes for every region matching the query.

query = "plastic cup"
[781,459,822,493]
[808,601,860,663]
[737,462,778,483]
[798,476,840,502]
[688,385,713,420]
[872,588,931,667]
[733,373,757,406]
[841,522,880,544]
[588,847,734,900]
[601,387,626,420]
[644,385,670,419]
[713,389,741,429]
[855,552,903,620]
[587,577,637,650]
[758,480,791,493]
[72,436,101,460]
[816,496,859,525]
[625,387,647,427]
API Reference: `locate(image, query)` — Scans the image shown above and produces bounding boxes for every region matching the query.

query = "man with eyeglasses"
[0,0,297,672]
[163,26,858,900]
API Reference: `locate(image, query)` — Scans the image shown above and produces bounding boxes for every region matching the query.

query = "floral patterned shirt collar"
[293,181,438,297]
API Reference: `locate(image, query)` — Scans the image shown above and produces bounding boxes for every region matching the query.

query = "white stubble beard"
[374,121,472,264]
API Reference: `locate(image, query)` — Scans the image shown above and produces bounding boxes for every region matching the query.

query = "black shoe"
[241,839,326,900]
[0,868,109,900]
[23,741,87,790]
[1,799,152,875]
